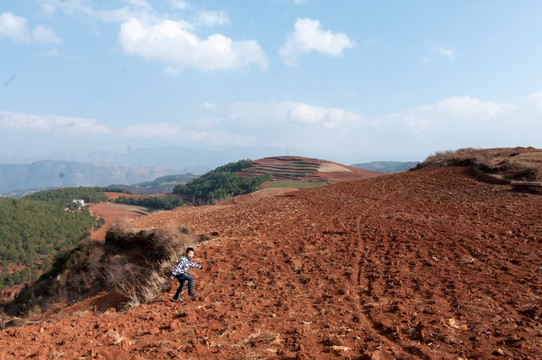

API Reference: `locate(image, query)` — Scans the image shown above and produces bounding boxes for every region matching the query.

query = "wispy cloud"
[200,102,218,111]
[226,101,364,133]
[195,10,230,26]
[364,38,378,46]
[280,18,354,66]
[123,122,254,146]
[382,96,516,133]
[438,47,455,59]
[0,111,111,135]
[170,1,191,10]
[0,12,31,42]
[0,12,61,44]
[2,92,541,160]
[32,25,62,43]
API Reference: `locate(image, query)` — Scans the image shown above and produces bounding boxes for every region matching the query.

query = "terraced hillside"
[239,156,379,184]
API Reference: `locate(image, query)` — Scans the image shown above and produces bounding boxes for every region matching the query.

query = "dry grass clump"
[2,221,198,319]
[414,147,542,182]
[105,222,197,309]
[235,330,281,349]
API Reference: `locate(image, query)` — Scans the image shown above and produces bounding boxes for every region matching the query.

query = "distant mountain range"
[0,160,208,195]
[350,161,418,173]
[0,146,285,168]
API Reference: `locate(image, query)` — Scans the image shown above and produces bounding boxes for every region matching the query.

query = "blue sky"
[1,0,542,165]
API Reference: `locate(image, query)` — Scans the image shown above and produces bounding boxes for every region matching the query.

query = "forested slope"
[0,197,101,289]
[173,160,271,204]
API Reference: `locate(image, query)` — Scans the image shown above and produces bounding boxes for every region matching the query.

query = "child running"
[170,247,203,302]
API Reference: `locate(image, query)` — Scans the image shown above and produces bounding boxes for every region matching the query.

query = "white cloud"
[218,95,539,157]
[527,92,542,107]
[288,103,363,129]
[280,18,354,66]
[222,101,366,153]
[170,1,191,10]
[280,0,308,4]
[383,96,517,133]
[438,47,455,59]
[200,102,218,111]
[0,12,31,42]
[364,38,378,46]
[43,0,159,24]
[118,18,268,72]
[41,2,263,72]
[0,111,111,135]
[164,67,181,76]
[196,10,230,26]
[32,25,62,43]
[125,0,153,9]
[227,101,363,130]
[123,122,254,146]
[3,93,541,161]
[40,4,57,16]
[0,12,62,44]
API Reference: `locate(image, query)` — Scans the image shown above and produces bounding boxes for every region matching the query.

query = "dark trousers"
[173,274,194,299]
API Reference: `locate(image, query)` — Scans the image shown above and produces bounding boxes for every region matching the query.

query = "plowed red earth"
[218,188,299,205]
[2,167,541,359]
[87,202,146,241]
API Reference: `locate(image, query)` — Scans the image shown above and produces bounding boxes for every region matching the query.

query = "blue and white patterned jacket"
[171,255,202,276]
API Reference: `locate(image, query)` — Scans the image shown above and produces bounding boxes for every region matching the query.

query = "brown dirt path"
[1,167,541,359]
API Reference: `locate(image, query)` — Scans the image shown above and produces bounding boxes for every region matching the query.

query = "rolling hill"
[241,156,380,183]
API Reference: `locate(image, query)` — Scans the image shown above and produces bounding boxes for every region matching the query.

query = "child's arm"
[189,260,203,270]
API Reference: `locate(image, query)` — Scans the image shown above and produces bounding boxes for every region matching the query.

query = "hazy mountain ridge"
[48,146,283,168]
[0,160,200,194]
[351,161,418,173]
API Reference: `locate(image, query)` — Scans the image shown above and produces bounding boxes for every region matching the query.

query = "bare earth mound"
[1,167,541,359]
[416,147,542,183]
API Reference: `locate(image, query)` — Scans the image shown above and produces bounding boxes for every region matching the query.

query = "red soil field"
[1,167,541,359]
[87,202,146,241]
[218,188,299,205]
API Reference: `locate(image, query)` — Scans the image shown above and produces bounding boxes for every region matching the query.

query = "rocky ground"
[1,166,541,359]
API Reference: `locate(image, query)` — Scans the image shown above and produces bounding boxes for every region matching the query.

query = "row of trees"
[113,195,186,210]
[25,186,129,206]
[173,160,271,204]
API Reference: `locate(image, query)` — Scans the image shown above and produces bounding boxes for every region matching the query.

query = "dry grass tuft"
[2,219,198,319]
[107,221,197,310]
[414,147,542,182]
